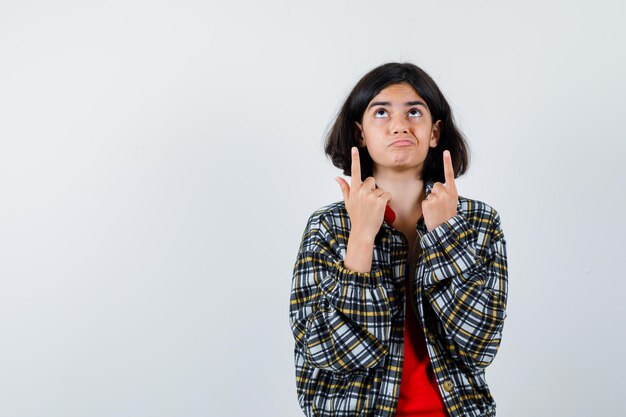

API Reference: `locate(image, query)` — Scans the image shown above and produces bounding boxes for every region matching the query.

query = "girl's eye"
[373,108,422,118]
[409,109,422,118]
[374,109,388,118]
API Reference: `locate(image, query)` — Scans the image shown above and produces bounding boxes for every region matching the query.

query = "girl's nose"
[390,115,410,134]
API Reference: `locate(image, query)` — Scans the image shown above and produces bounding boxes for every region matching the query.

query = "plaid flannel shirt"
[289,180,509,417]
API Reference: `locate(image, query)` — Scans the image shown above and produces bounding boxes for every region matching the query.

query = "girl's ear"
[430,120,442,147]
[355,121,366,147]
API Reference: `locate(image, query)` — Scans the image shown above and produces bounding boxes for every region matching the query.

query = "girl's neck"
[373,171,426,225]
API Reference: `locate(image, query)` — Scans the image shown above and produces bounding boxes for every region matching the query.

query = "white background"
[1,1,625,416]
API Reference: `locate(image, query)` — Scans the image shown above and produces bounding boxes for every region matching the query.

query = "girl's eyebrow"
[366,100,427,111]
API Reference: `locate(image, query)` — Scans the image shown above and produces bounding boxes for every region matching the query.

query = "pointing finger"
[350,146,362,189]
[443,150,457,193]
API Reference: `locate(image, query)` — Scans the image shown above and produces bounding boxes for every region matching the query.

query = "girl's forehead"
[373,82,421,100]
[366,83,430,113]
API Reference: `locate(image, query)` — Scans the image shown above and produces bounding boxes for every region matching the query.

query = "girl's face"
[355,82,441,176]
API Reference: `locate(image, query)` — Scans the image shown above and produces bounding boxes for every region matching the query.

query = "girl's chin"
[374,162,422,171]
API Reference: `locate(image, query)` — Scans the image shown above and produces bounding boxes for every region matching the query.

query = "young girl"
[289,62,508,417]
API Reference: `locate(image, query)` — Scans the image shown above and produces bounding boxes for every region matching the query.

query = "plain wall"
[1,1,625,416]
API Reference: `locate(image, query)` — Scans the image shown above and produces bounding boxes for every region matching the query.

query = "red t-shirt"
[384,204,449,417]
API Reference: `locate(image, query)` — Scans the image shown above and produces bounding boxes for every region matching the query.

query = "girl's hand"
[335,147,392,241]
[422,150,459,232]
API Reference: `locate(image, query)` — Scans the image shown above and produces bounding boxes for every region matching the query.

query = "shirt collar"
[382,180,463,229]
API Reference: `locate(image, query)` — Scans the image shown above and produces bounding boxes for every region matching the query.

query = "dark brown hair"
[324,62,470,183]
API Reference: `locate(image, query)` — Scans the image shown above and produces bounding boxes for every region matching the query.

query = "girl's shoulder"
[303,200,349,232]
[302,193,505,243]
[458,194,499,215]
[457,194,505,241]
[306,195,503,226]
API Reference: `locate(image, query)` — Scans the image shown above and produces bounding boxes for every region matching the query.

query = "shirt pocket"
[311,368,377,417]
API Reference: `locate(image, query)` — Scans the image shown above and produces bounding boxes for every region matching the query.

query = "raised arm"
[420,208,508,372]
[289,213,396,373]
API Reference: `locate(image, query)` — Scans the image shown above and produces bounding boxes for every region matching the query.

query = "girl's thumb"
[335,177,349,200]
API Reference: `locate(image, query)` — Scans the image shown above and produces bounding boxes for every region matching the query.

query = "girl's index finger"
[351,147,362,187]
[443,150,457,192]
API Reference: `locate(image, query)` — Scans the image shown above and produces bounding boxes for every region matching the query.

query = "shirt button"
[443,380,454,392]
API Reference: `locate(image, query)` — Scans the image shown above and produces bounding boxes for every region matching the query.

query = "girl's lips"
[390,140,413,146]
